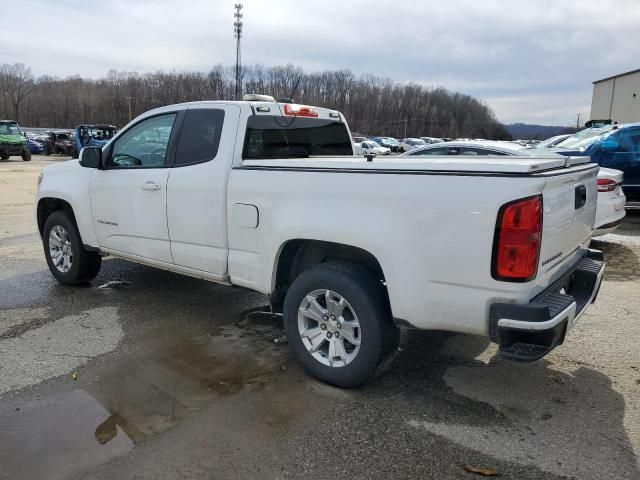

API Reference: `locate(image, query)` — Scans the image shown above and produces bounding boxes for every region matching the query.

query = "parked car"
[535,134,572,149]
[359,140,391,156]
[26,137,44,155]
[44,131,74,156]
[399,138,427,152]
[0,120,31,161]
[371,137,402,153]
[420,136,443,144]
[552,124,640,208]
[405,141,626,236]
[36,96,604,387]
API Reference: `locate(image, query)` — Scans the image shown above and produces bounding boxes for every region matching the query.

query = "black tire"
[21,148,32,161]
[71,148,79,159]
[0,155,9,160]
[43,210,102,285]
[44,144,50,156]
[283,261,399,388]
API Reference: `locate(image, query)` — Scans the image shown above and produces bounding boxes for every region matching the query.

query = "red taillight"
[283,103,318,117]
[597,178,617,192]
[492,195,543,282]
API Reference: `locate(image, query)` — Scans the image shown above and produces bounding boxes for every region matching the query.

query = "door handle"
[141,181,161,191]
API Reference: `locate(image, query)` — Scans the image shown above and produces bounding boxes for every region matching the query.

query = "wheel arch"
[37,197,79,238]
[270,239,388,313]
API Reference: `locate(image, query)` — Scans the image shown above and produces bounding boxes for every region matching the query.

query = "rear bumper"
[489,249,605,362]
[593,216,625,236]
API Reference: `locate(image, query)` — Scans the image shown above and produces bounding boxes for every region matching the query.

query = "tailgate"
[533,164,599,295]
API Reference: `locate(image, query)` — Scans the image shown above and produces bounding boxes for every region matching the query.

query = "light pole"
[234,4,243,100]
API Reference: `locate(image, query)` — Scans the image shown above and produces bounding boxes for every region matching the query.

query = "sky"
[2,0,639,125]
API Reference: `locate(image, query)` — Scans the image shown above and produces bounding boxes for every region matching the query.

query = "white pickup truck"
[36,96,605,387]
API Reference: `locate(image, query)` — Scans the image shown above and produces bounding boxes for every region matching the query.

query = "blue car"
[71,124,118,158]
[26,137,43,154]
[553,123,640,208]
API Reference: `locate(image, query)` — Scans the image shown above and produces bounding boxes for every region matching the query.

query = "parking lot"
[1,156,639,479]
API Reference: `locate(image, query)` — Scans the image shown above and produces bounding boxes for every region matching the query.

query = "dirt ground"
[1,155,639,480]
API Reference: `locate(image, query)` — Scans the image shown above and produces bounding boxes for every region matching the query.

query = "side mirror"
[79,146,102,168]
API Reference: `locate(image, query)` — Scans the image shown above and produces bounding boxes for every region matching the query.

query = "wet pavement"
[1,156,639,479]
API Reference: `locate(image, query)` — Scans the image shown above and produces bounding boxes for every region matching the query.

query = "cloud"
[3,0,640,124]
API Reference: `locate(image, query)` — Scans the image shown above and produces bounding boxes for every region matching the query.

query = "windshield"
[244,116,353,159]
[0,123,21,135]
[556,126,615,149]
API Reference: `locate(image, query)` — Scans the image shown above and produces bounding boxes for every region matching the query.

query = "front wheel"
[283,262,399,387]
[21,148,32,161]
[43,211,102,285]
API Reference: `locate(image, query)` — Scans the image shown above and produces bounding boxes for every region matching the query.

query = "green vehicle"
[0,120,31,161]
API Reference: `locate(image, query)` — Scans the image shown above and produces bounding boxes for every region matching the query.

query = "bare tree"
[0,63,34,122]
[0,63,511,140]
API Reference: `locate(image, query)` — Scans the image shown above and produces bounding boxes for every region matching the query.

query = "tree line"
[0,62,511,139]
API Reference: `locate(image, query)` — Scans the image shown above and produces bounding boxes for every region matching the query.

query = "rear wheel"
[21,148,31,161]
[43,211,102,285]
[1,155,9,160]
[283,262,399,387]
[44,144,51,155]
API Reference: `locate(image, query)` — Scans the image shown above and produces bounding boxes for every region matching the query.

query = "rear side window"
[175,109,225,166]
[243,116,353,159]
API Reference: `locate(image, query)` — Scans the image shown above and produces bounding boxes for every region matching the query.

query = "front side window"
[175,109,225,166]
[107,114,176,168]
[243,116,353,159]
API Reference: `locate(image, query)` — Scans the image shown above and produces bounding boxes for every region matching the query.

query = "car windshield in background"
[557,126,615,149]
[243,116,353,159]
[0,123,20,135]
[84,127,116,139]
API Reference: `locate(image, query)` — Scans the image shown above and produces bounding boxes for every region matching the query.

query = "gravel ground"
[0,155,638,479]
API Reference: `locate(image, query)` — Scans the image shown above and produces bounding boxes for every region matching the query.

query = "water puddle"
[0,390,134,480]
[0,309,293,478]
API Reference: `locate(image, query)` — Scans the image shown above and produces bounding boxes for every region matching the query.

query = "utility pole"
[234,4,243,100]
[576,113,582,129]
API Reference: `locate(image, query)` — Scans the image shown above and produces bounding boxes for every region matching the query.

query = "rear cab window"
[243,116,353,159]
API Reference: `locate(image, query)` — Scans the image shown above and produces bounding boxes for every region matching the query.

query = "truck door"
[166,104,241,276]
[90,112,180,264]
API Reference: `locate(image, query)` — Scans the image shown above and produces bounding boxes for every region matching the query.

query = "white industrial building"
[590,68,640,124]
